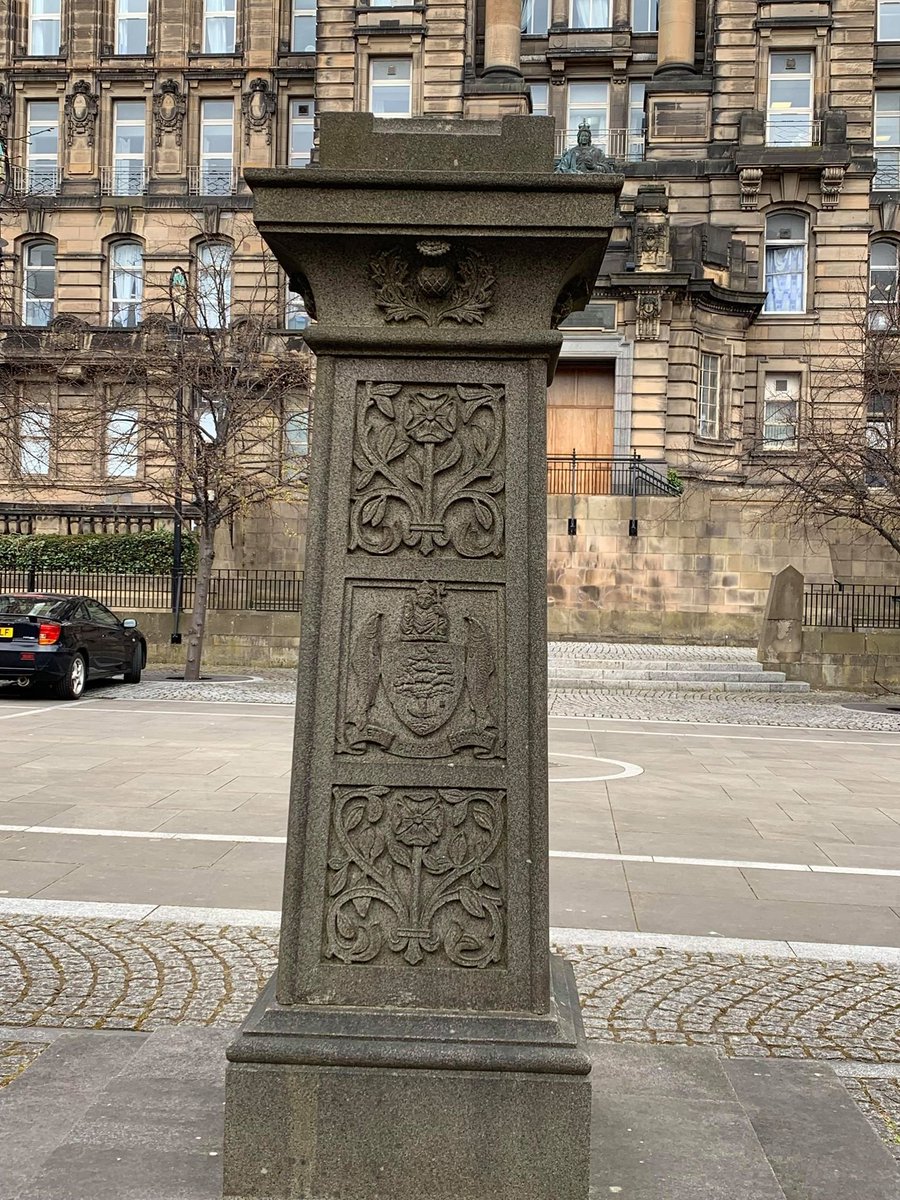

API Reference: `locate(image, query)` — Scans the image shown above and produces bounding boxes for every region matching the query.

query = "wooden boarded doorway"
[547,363,616,493]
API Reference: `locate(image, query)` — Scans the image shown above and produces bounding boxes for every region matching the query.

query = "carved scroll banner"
[225,113,621,1200]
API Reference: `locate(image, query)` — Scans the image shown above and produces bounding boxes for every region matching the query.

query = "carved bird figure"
[348,612,383,731]
[463,617,496,730]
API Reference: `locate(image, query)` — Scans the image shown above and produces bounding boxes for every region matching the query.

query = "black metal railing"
[0,568,304,613]
[804,582,900,630]
[546,453,681,497]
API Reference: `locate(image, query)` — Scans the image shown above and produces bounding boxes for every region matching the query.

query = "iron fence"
[547,454,680,497]
[803,583,900,630]
[0,569,304,613]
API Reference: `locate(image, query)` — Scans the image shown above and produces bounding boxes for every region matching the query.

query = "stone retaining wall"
[787,630,900,693]
[125,610,302,669]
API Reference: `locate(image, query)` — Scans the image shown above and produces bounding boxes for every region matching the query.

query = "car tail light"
[38,623,61,646]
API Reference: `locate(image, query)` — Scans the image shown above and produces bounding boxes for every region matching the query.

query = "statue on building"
[554,121,617,174]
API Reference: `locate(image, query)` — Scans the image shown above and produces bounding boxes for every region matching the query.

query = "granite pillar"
[223,112,621,1200]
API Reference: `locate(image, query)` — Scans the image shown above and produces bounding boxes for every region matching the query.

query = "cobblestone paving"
[3,917,900,1065]
[548,641,759,661]
[842,1077,900,1165]
[0,1038,46,1089]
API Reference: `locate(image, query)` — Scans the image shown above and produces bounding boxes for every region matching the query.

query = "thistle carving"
[350,381,505,557]
[325,785,505,969]
[370,243,496,326]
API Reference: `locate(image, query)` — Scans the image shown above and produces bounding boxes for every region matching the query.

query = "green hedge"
[0,530,198,573]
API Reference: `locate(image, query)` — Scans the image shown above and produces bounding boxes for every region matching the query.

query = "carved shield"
[383,640,464,737]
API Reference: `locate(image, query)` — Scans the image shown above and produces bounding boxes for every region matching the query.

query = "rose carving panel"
[349,381,505,558]
[324,786,506,969]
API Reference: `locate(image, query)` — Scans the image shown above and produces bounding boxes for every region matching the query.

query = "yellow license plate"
[0,628,12,638]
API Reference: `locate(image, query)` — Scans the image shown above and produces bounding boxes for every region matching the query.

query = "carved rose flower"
[393,794,443,848]
[405,390,457,444]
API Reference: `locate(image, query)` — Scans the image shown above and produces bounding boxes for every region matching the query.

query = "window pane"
[371,59,411,82]
[521,0,549,34]
[198,245,232,327]
[765,213,806,242]
[107,409,139,477]
[571,0,610,28]
[698,353,721,439]
[881,0,900,40]
[20,409,51,474]
[290,99,315,165]
[529,83,549,116]
[292,0,316,51]
[370,60,412,118]
[632,0,658,32]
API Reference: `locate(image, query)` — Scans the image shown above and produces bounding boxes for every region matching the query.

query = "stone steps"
[550,672,810,694]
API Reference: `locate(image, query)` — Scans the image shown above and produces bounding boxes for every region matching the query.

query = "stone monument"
[223,112,621,1200]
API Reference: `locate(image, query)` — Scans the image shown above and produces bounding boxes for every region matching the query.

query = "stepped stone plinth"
[220,113,621,1200]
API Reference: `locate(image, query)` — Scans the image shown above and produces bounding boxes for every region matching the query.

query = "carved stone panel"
[370,242,496,327]
[338,580,505,760]
[324,785,506,969]
[64,81,98,148]
[349,381,505,558]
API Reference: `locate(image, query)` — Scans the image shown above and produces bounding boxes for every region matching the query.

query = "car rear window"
[0,596,69,619]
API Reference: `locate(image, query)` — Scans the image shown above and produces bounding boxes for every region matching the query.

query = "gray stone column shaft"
[223,113,620,1200]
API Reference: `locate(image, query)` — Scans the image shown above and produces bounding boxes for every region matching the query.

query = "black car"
[0,593,147,700]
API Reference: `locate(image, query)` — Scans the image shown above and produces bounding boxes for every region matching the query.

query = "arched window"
[763,213,807,315]
[109,242,144,328]
[870,240,899,305]
[23,242,56,326]
[197,243,232,328]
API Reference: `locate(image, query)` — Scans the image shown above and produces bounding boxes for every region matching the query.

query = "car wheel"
[123,646,143,685]
[53,653,87,701]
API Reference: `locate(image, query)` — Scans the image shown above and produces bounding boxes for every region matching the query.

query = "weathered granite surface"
[224,113,620,1200]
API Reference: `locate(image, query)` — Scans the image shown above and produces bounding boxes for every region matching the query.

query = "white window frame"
[285,411,309,458]
[521,0,549,35]
[197,243,232,329]
[20,407,51,475]
[112,100,146,196]
[627,81,646,160]
[763,212,808,316]
[289,99,314,166]
[697,353,722,440]
[369,58,412,118]
[199,99,234,195]
[23,242,56,327]
[203,0,236,53]
[29,0,61,56]
[109,242,144,328]
[566,81,610,154]
[570,0,610,29]
[529,82,549,117]
[762,373,800,451]
[879,0,900,41]
[106,409,139,478]
[766,51,814,147]
[875,91,900,189]
[26,101,59,194]
[116,0,149,54]
[291,0,315,51]
[631,0,657,33]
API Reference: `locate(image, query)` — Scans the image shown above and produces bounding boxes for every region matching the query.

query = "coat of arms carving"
[153,79,187,147]
[64,81,98,148]
[339,581,504,761]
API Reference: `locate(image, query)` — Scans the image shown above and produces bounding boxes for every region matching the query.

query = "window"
[109,242,143,327]
[879,0,900,40]
[112,100,146,195]
[529,83,549,117]
[289,99,314,166]
[632,0,657,32]
[628,82,646,160]
[766,52,813,147]
[26,101,59,194]
[203,0,235,52]
[369,59,412,118]
[870,240,899,305]
[116,0,148,53]
[697,353,722,440]
[291,0,315,50]
[20,407,51,475]
[200,99,234,194]
[286,283,309,329]
[23,242,56,326]
[570,0,610,28]
[29,0,61,55]
[197,243,232,328]
[763,213,807,315]
[285,412,309,458]
[762,373,800,450]
[521,0,549,35]
[567,82,609,153]
[106,409,139,478]
[875,92,900,190]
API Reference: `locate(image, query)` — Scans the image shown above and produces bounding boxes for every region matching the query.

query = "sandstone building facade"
[1,0,898,633]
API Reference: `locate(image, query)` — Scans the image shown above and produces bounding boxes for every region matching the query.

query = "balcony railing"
[875,149,900,191]
[188,165,239,197]
[11,165,60,197]
[547,453,680,497]
[764,117,821,148]
[553,129,646,163]
[100,165,149,197]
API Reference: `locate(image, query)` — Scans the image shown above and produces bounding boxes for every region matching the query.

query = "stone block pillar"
[222,113,620,1200]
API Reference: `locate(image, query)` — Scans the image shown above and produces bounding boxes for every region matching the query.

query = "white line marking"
[2,896,900,963]
[35,705,295,719]
[4,822,900,880]
[548,717,900,747]
[549,753,644,782]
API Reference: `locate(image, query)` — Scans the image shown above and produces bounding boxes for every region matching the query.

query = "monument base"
[223,955,591,1200]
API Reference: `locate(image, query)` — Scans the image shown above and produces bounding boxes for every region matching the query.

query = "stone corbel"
[635,290,663,340]
[739,167,763,212]
[820,165,845,210]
